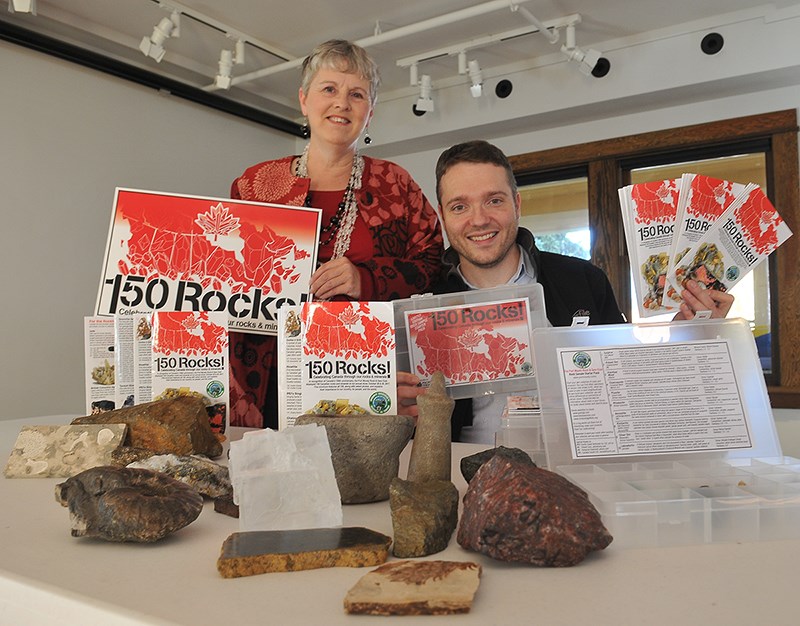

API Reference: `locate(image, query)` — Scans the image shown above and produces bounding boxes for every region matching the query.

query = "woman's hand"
[396,371,424,422]
[672,279,734,320]
[310,257,362,300]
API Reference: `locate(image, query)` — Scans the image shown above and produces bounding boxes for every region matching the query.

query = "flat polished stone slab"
[217,527,392,578]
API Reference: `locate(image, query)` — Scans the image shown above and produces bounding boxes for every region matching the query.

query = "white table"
[1,415,800,625]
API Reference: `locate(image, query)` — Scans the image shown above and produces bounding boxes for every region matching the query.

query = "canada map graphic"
[735,188,785,255]
[631,179,680,224]
[154,312,227,356]
[686,176,738,222]
[302,302,394,359]
[408,311,529,384]
[117,197,310,294]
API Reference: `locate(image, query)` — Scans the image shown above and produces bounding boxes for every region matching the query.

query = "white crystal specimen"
[228,424,342,531]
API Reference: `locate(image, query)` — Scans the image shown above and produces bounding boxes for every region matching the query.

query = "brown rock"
[214,494,239,518]
[457,455,612,566]
[72,396,222,458]
[55,465,203,542]
[217,527,392,578]
[110,446,157,466]
[344,560,482,615]
[389,478,458,557]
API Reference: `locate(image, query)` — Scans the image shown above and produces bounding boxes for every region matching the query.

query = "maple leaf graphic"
[195,203,241,242]
[458,328,483,349]
[338,307,361,327]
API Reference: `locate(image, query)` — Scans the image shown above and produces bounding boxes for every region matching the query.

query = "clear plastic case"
[532,318,800,547]
[393,283,546,399]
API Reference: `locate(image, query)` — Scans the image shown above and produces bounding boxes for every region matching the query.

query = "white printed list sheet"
[557,340,753,459]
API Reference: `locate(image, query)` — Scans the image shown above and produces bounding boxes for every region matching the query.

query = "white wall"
[2,3,800,421]
[0,41,293,420]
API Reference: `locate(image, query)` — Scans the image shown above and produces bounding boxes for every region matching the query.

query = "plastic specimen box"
[393,283,546,399]
[532,318,800,548]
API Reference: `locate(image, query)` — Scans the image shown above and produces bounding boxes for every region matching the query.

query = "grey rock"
[389,478,459,558]
[126,453,231,498]
[407,372,454,483]
[295,414,414,503]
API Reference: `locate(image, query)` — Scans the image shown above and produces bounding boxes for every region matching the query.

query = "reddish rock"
[457,456,612,566]
[72,396,222,458]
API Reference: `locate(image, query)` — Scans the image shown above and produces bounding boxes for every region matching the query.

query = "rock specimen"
[110,446,158,466]
[295,414,414,503]
[126,453,232,498]
[457,455,612,566]
[72,396,222,458]
[406,371,454,483]
[214,494,239,518]
[4,424,127,478]
[55,465,203,542]
[344,560,482,616]
[227,424,342,531]
[217,527,392,578]
[389,478,459,557]
[460,445,535,483]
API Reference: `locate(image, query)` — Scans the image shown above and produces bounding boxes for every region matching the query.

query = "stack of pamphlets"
[84,311,229,435]
[150,311,229,435]
[277,301,397,430]
[619,174,792,317]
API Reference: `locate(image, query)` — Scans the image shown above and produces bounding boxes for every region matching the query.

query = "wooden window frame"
[509,109,799,407]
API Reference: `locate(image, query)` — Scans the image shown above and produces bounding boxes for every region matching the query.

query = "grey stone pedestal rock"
[295,414,414,503]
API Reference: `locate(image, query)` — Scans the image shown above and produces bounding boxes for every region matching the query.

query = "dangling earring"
[364,129,372,145]
[301,117,310,138]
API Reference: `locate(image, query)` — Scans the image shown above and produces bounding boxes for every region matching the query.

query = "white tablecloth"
[1,416,800,625]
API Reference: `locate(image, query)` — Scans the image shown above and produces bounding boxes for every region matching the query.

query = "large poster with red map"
[405,298,535,388]
[95,188,321,336]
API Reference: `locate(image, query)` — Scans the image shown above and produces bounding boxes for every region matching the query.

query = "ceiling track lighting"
[213,38,246,90]
[398,8,612,114]
[561,23,610,78]
[456,52,483,98]
[215,49,233,89]
[467,60,483,98]
[139,10,181,63]
[413,74,434,116]
[513,5,559,45]
[7,0,36,13]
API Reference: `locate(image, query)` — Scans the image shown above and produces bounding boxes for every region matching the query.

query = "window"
[518,177,590,260]
[509,110,799,406]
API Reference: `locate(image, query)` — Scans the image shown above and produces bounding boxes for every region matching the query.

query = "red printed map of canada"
[118,202,308,294]
[412,317,528,383]
[154,312,227,356]
[734,188,784,255]
[631,179,680,224]
[687,176,738,221]
[303,303,394,359]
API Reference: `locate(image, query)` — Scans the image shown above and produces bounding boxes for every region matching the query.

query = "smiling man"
[398,140,734,442]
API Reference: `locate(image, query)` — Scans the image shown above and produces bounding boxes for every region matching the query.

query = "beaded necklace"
[295,143,364,260]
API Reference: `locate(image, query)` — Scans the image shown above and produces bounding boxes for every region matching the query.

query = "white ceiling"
[3,0,799,130]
